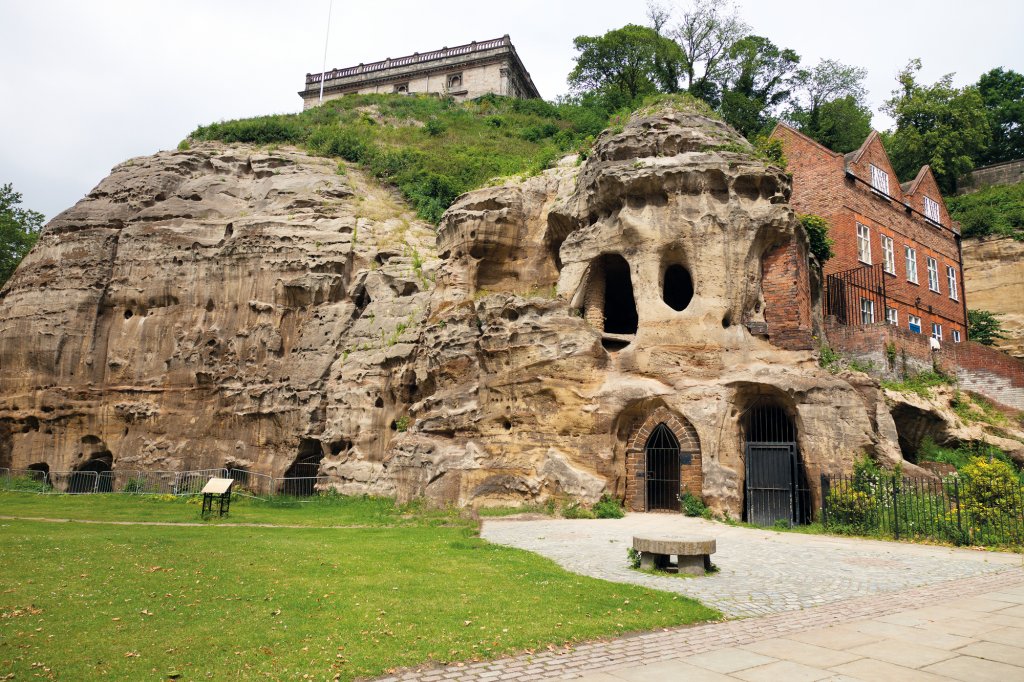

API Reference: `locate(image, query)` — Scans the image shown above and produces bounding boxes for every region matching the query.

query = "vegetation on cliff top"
[0,182,43,287]
[946,180,1024,240]
[188,94,610,223]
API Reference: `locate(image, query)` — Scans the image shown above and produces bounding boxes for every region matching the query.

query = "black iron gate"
[645,423,680,511]
[742,399,811,526]
[745,443,800,526]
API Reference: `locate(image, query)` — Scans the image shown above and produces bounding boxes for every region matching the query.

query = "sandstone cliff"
[962,235,1024,358]
[3,105,1015,514]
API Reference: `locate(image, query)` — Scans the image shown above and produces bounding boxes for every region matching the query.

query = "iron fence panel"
[822,473,1023,548]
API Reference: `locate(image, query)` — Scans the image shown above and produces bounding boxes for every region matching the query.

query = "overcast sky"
[2,0,1022,221]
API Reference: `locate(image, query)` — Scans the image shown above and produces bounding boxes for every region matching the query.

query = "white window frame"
[909,315,922,334]
[905,246,919,284]
[860,297,875,325]
[931,323,943,341]
[923,196,941,223]
[947,265,959,301]
[870,164,890,195]
[881,234,895,274]
[857,223,872,264]
[886,307,898,325]
[952,329,961,343]
[926,257,940,293]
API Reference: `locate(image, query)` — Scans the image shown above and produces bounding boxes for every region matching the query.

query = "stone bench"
[633,535,716,575]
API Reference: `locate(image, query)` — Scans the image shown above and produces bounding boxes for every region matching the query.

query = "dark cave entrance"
[888,403,949,464]
[602,254,638,335]
[280,438,324,496]
[69,453,113,493]
[663,264,694,312]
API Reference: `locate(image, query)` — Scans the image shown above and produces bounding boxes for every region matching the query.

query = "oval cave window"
[663,264,693,312]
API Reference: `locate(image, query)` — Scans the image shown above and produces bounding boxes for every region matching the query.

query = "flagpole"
[318,0,334,104]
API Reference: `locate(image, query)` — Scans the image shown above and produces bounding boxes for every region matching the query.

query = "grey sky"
[2,0,1022,221]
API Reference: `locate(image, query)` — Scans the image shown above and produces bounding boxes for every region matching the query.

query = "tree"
[975,67,1024,166]
[967,309,1007,346]
[653,0,749,106]
[792,95,873,153]
[787,59,873,152]
[0,183,44,287]
[568,24,686,109]
[882,59,990,193]
[718,35,799,138]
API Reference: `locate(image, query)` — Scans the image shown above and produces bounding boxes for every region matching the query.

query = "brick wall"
[763,239,814,350]
[825,320,1024,411]
[771,125,967,344]
[623,407,702,512]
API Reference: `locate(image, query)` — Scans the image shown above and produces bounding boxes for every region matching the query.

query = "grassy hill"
[187,94,610,223]
[946,180,1024,240]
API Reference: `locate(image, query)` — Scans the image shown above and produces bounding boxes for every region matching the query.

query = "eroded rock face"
[3,105,966,516]
[963,236,1024,358]
[0,144,438,481]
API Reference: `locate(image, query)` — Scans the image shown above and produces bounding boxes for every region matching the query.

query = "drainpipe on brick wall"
[956,233,969,339]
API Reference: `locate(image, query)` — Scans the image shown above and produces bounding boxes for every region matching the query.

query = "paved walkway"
[373,515,1024,681]
[481,515,1022,618]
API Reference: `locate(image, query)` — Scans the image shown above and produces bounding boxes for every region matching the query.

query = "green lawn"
[0,495,719,680]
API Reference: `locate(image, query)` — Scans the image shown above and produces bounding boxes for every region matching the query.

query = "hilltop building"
[771,124,968,346]
[299,35,540,109]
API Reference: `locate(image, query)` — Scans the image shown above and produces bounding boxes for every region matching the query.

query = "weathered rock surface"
[5,106,1015,514]
[0,144,438,481]
[962,236,1024,358]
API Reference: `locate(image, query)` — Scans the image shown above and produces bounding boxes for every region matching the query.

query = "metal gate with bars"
[645,423,681,511]
[743,399,811,526]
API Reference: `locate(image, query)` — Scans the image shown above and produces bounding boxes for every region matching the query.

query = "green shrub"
[626,546,641,569]
[561,501,596,519]
[799,214,833,264]
[593,494,625,519]
[679,492,708,518]
[825,487,878,533]
[946,180,1024,240]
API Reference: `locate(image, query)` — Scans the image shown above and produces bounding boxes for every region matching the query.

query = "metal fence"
[825,263,888,326]
[0,467,330,499]
[821,473,1024,548]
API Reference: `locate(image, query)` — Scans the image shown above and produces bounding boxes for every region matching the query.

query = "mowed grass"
[0,496,719,680]
[0,491,457,527]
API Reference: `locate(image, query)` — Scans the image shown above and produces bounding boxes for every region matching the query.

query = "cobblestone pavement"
[480,514,1023,618]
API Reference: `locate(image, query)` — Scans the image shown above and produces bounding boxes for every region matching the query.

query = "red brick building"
[770,124,968,345]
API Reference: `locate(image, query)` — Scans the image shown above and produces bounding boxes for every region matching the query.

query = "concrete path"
[481,514,1023,618]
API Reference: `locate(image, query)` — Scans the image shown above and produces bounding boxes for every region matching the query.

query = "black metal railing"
[825,263,888,326]
[821,472,1024,548]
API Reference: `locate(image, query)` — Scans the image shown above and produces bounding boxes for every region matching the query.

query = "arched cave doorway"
[280,438,324,496]
[645,424,681,511]
[742,398,810,526]
[69,453,113,494]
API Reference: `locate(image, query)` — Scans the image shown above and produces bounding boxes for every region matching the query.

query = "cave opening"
[69,453,113,494]
[280,438,324,496]
[663,264,694,312]
[601,254,638,336]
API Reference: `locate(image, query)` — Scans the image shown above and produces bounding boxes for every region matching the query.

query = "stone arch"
[622,406,702,512]
[448,73,462,90]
